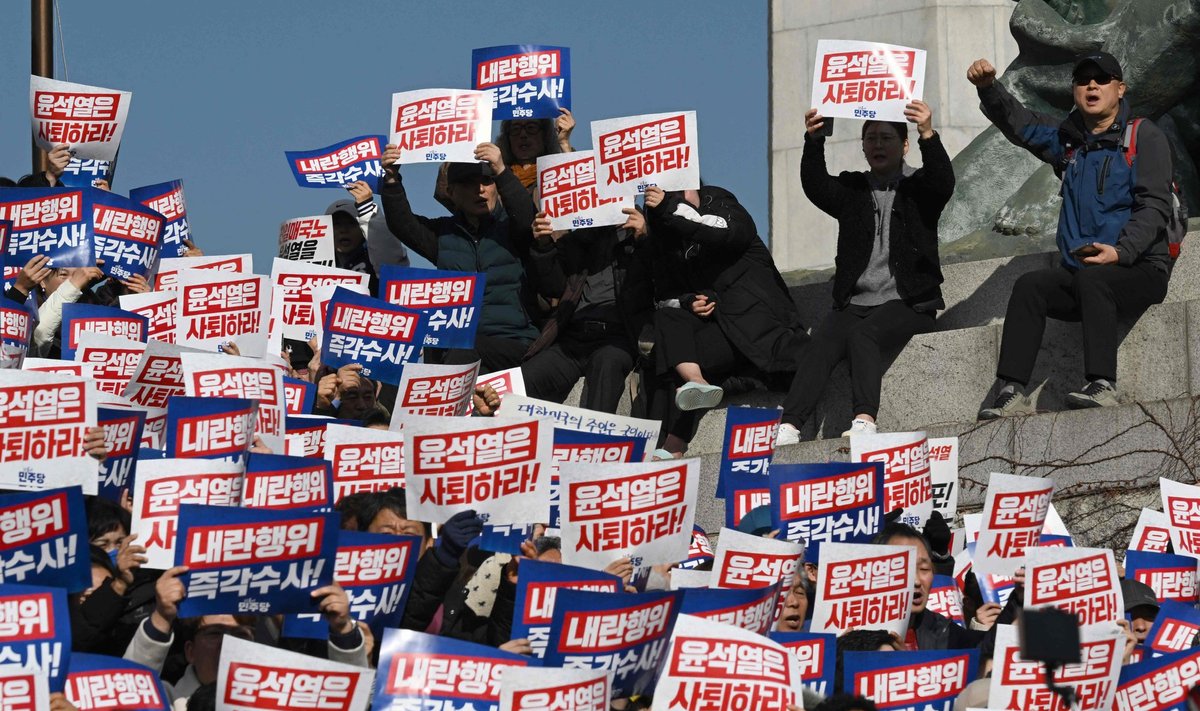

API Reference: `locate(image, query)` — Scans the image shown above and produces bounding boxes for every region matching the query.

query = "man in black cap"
[1121,577,1161,645]
[378,141,540,373]
[967,52,1177,418]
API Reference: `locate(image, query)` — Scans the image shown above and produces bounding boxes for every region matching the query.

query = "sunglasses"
[1073,73,1116,86]
[508,123,543,137]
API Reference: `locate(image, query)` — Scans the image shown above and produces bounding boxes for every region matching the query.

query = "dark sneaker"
[1065,380,1120,409]
[978,389,1035,420]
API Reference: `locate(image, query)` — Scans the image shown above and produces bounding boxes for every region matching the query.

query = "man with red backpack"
[968,52,1183,418]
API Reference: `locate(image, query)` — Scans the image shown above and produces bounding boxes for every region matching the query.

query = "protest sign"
[154,253,251,291]
[1115,645,1200,711]
[671,570,711,590]
[271,258,369,342]
[1144,599,1200,658]
[476,366,525,402]
[378,266,485,350]
[174,503,335,617]
[710,527,802,613]
[1124,550,1200,604]
[851,430,933,528]
[130,180,191,258]
[718,406,781,527]
[498,667,609,711]
[283,376,315,416]
[182,352,286,452]
[61,303,147,362]
[591,111,699,197]
[59,157,112,188]
[1025,546,1122,626]
[119,290,177,343]
[653,613,803,711]
[548,427,650,530]
[972,472,1054,577]
[0,305,31,370]
[1130,507,1173,553]
[810,40,926,123]
[927,436,958,521]
[30,76,131,161]
[472,44,570,120]
[811,542,914,637]
[0,584,71,692]
[559,458,698,569]
[122,339,198,410]
[284,530,421,640]
[1162,477,1200,558]
[400,413,552,525]
[217,636,374,711]
[389,89,493,164]
[243,453,333,510]
[323,424,404,500]
[320,287,426,382]
[679,582,780,635]
[499,394,660,451]
[97,405,145,501]
[678,526,715,571]
[0,188,93,267]
[374,628,529,710]
[844,649,977,711]
[21,358,91,377]
[537,151,632,231]
[988,622,1123,711]
[768,461,884,560]
[278,215,335,267]
[926,574,965,627]
[74,332,146,396]
[285,135,386,190]
[391,360,479,419]
[90,191,164,281]
[287,415,359,458]
[511,559,622,660]
[131,458,244,569]
[0,372,97,492]
[164,395,256,461]
[0,487,90,591]
[176,269,271,357]
[65,654,168,711]
[771,632,837,699]
[0,664,50,710]
[544,588,681,698]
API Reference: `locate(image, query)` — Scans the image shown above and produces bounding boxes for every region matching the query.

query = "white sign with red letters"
[0,371,98,492]
[389,89,493,164]
[122,339,201,411]
[175,269,271,357]
[810,542,914,638]
[131,458,244,570]
[590,111,699,198]
[269,258,369,342]
[537,150,633,231]
[498,666,611,711]
[810,40,927,123]
[851,430,933,529]
[217,635,374,711]
[73,332,147,397]
[988,622,1123,711]
[181,353,286,454]
[1025,546,1122,626]
[119,290,178,344]
[30,75,132,161]
[277,216,336,268]
[927,436,958,521]
[154,254,253,291]
[1130,507,1173,554]
[391,361,480,421]
[973,472,1055,577]
[0,664,49,711]
[710,527,803,594]
[323,424,404,501]
[1162,478,1200,559]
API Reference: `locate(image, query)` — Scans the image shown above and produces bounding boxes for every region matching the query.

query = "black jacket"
[801,132,954,310]
[912,608,986,650]
[399,549,460,632]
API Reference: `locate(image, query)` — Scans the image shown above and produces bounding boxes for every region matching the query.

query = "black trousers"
[522,325,635,414]
[996,262,1169,385]
[652,307,747,442]
[437,334,530,375]
[781,301,934,428]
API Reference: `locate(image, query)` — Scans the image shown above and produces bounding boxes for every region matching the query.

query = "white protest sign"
[278,215,336,268]
[181,353,286,454]
[21,358,94,379]
[175,269,271,357]
[989,622,1123,711]
[671,569,713,590]
[100,391,167,449]
[269,258,369,342]
[119,290,178,343]
[216,635,374,711]
[851,430,933,528]
[710,527,803,592]
[810,39,926,123]
[74,331,147,397]
[559,458,699,570]
[389,89,493,164]
[1025,546,1122,626]
[122,339,200,410]
[30,75,131,161]
[0,370,98,492]
[1130,507,1173,553]
[498,666,611,711]
[400,413,552,526]
[499,394,659,457]
[973,472,1054,577]
[391,360,479,421]
[0,664,49,711]
[1162,478,1200,559]
[590,111,699,198]
[927,436,958,521]
[811,542,914,638]
[475,367,525,414]
[323,423,404,501]
[154,253,253,291]
[537,150,633,231]
[131,458,244,570]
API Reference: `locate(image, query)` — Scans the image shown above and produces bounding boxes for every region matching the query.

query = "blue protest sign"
[677,525,715,570]
[129,180,191,258]
[549,426,647,529]
[61,302,148,361]
[769,461,884,562]
[544,588,681,697]
[1115,645,1200,711]
[0,188,94,267]
[58,157,113,188]
[478,523,535,556]
[680,582,780,635]
[472,45,571,120]
[373,628,530,711]
[1145,599,1200,658]
[97,406,145,502]
[0,487,90,591]
[283,414,361,458]
[0,302,32,370]
[1125,550,1200,604]
[286,135,387,191]
[89,189,165,281]
[378,266,484,350]
[283,376,316,415]
[771,631,837,698]
[927,574,965,626]
[511,559,622,660]
[174,503,336,617]
[843,649,978,711]
[719,407,781,529]
[284,530,421,640]
[321,287,427,383]
[164,395,256,461]
[0,584,72,692]
[65,653,169,711]
[243,452,333,511]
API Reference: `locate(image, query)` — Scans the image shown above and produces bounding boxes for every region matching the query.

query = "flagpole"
[31,0,53,176]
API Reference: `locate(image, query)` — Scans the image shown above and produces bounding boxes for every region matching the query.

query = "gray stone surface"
[1191,299,1200,395]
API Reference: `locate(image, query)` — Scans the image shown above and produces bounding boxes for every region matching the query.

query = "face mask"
[108,548,120,567]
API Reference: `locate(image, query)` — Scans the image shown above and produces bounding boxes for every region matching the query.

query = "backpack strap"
[1122,117,1144,168]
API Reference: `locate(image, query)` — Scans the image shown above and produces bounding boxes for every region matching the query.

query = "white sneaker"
[775,423,801,447]
[841,419,878,437]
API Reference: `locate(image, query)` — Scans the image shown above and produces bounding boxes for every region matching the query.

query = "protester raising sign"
[122,339,196,410]
[30,76,132,161]
[718,406,782,527]
[271,258,370,342]
[74,332,147,397]
[0,371,98,492]
[810,40,927,123]
[279,215,336,267]
[510,559,622,660]
[472,44,570,120]
[843,648,977,711]
[217,635,374,711]
[243,453,333,511]
[373,628,529,711]
[0,188,94,267]
[64,653,169,711]
[130,180,192,258]
[182,352,286,453]
[175,269,271,357]
[711,527,802,602]
[851,430,933,528]
[537,151,632,231]
[378,266,485,350]
[591,111,699,197]
[391,361,479,419]
[131,458,244,570]
[164,395,256,462]
[154,253,251,291]
[988,622,1123,711]
[972,472,1054,577]
[0,487,90,591]
[286,135,387,190]
[1024,546,1122,626]
[90,190,165,281]
[0,584,72,691]
[323,424,404,500]
[811,542,915,638]
[768,461,884,560]
[498,667,610,711]
[117,291,175,344]
[61,303,148,362]
[389,89,493,164]
[320,287,427,383]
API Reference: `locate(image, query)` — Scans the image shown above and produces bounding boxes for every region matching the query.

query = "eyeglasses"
[1074,73,1115,86]
[508,123,543,137]
[862,134,899,145]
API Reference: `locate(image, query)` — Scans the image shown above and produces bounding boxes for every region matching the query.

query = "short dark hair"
[835,630,900,694]
[361,490,432,538]
[872,521,933,560]
[361,408,392,429]
[187,683,217,711]
[86,496,131,542]
[861,120,908,142]
[815,694,880,711]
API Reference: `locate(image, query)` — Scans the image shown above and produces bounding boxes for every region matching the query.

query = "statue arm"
[978,80,1066,167]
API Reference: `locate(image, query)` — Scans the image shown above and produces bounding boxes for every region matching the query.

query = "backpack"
[1123,118,1189,258]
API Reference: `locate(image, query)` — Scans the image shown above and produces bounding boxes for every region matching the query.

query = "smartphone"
[814,117,834,138]
[1071,244,1101,258]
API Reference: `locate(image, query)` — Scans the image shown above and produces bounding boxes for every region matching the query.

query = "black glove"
[923,511,952,556]
[434,510,483,567]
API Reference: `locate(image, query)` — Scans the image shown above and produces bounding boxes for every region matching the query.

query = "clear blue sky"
[0,1,769,271]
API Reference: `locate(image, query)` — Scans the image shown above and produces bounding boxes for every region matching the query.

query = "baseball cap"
[1121,577,1160,612]
[737,505,775,537]
[446,162,495,184]
[1073,51,1123,81]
